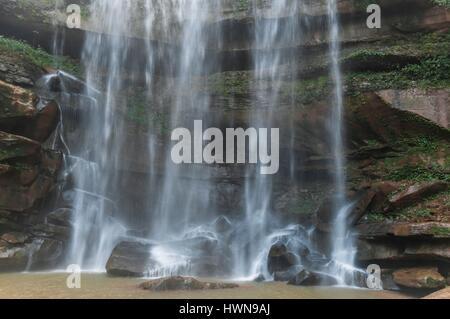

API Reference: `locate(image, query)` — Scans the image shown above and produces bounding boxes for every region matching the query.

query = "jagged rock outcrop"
[377,89,450,130]
[0,48,67,271]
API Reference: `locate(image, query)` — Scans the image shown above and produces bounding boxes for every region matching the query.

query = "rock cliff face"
[0,0,449,294]
[0,43,66,272]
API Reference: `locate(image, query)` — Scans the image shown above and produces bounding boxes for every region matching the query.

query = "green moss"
[208,71,251,97]
[0,36,81,76]
[387,166,450,182]
[431,226,450,236]
[431,0,450,8]
[234,0,251,11]
[125,89,169,133]
[342,31,450,93]
[389,207,433,222]
[366,212,387,223]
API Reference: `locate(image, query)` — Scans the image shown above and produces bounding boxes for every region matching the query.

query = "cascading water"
[145,0,224,277]
[64,0,148,269]
[48,0,359,283]
[326,0,358,284]
[231,0,302,279]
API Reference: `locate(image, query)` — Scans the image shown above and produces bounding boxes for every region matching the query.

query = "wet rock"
[106,241,154,277]
[212,215,232,234]
[253,273,266,282]
[267,242,298,274]
[0,80,59,142]
[46,208,73,227]
[23,100,60,143]
[31,238,64,268]
[288,269,339,286]
[392,267,446,290]
[314,189,376,232]
[0,232,29,245]
[0,244,30,271]
[302,251,331,270]
[139,276,239,291]
[388,182,449,211]
[273,266,304,282]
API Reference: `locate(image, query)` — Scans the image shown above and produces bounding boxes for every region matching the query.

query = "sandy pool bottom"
[0,272,411,299]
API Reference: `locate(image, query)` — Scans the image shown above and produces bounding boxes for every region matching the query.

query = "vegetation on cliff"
[0,36,80,76]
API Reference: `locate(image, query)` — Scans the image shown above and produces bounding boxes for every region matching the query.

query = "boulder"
[139,276,238,291]
[288,269,339,286]
[30,238,64,268]
[0,232,29,245]
[161,235,232,277]
[267,242,298,274]
[392,267,446,289]
[106,241,154,277]
[388,182,449,211]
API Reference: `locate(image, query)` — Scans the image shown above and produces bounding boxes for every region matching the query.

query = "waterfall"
[327,0,357,284]
[146,0,223,276]
[65,0,146,269]
[53,0,358,282]
[231,0,302,279]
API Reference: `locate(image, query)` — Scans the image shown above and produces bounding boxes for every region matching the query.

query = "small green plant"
[0,36,81,75]
[402,55,450,85]
[387,166,450,182]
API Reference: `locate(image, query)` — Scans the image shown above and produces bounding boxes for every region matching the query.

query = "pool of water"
[0,273,411,299]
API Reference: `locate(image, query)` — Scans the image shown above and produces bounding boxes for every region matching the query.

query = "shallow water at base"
[0,273,410,299]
